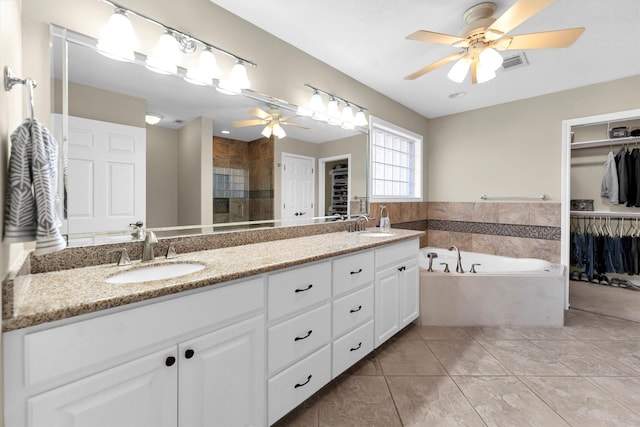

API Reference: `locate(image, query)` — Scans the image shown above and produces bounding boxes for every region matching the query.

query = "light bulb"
[185,47,221,85]
[354,109,368,126]
[146,31,181,75]
[273,122,286,139]
[476,61,497,83]
[145,113,162,125]
[261,124,272,138]
[479,47,503,72]
[327,97,340,118]
[229,61,250,89]
[341,104,355,123]
[309,91,324,112]
[447,57,471,83]
[97,9,139,62]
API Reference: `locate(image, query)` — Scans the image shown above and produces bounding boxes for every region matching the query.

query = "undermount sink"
[105,262,206,284]
[359,232,394,238]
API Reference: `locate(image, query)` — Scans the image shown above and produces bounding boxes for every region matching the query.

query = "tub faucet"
[142,231,158,262]
[448,245,464,273]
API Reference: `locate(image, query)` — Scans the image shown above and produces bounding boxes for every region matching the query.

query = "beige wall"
[147,125,179,227]
[427,75,640,202]
[318,134,368,204]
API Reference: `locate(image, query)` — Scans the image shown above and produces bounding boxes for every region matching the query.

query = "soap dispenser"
[379,205,390,233]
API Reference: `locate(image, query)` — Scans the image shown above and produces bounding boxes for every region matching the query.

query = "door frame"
[318,154,351,218]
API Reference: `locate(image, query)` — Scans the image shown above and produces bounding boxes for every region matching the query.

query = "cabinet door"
[374,264,400,348]
[28,347,177,427]
[178,315,265,427]
[399,259,420,328]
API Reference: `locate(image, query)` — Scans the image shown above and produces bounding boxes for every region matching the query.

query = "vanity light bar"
[100,0,257,68]
[304,83,366,112]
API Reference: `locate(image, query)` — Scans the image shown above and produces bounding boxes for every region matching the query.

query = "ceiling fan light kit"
[405,0,585,84]
[97,0,256,92]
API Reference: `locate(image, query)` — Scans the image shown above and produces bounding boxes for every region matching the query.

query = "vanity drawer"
[375,239,419,269]
[268,344,331,426]
[332,285,373,338]
[332,320,374,378]
[268,261,331,321]
[332,250,374,297]
[268,304,331,375]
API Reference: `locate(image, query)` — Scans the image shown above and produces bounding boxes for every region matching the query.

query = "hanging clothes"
[615,148,628,204]
[4,119,66,255]
[601,150,619,204]
[626,149,637,207]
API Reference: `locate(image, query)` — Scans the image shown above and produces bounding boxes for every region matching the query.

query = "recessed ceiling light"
[448,92,466,99]
[221,130,230,134]
[145,113,162,125]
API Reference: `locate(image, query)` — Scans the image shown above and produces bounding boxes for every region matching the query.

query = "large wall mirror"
[51,26,369,245]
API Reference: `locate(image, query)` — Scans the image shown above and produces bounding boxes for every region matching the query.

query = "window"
[369,116,423,202]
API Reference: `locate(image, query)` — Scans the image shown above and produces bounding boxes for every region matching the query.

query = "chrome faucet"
[142,231,158,262]
[448,245,464,273]
[355,214,369,231]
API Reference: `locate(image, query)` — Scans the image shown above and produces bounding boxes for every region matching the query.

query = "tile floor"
[274,309,640,426]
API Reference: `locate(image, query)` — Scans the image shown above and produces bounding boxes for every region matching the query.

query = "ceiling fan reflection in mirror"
[233,107,309,139]
[404,0,585,84]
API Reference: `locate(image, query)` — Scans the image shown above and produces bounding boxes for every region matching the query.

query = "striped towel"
[4,119,66,255]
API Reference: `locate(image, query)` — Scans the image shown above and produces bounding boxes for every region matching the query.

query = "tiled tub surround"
[2,228,422,331]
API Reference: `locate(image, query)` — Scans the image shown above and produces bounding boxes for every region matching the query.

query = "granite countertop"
[3,229,423,332]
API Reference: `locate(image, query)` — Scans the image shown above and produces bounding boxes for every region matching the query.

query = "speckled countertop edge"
[3,229,423,332]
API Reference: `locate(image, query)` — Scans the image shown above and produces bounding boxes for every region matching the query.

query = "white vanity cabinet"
[4,277,266,427]
[374,239,420,347]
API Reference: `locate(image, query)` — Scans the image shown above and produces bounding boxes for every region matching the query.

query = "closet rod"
[570,210,640,219]
[571,136,640,150]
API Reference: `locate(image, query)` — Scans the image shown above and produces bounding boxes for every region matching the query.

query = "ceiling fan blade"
[471,61,478,84]
[281,122,310,130]
[247,107,271,120]
[404,52,465,80]
[233,119,268,127]
[497,27,585,50]
[406,30,466,46]
[486,0,555,38]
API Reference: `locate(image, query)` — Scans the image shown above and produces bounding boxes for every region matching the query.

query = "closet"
[328,165,349,216]
[565,108,640,321]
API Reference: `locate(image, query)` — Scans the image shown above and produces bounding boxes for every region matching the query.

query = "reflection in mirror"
[51,26,368,246]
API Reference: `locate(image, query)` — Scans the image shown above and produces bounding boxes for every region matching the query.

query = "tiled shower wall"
[370,202,561,263]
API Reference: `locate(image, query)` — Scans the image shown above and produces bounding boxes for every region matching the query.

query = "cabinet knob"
[185,349,195,359]
[165,356,176,367]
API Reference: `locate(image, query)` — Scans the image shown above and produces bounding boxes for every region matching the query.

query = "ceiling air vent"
[501,52,529,71]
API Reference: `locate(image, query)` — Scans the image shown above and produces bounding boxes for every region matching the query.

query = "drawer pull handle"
[294,284,313,293]
[350,305,363,313]
[397,265,406,272]
[165,356,176,367]
[350,268,363,275]
[294,375,312,388]
[350,342,362,352]
[294,330,313,341]
[185,349,195,359]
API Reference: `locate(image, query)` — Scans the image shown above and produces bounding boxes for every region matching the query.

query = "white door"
[374,264,400,347]
[399,259,420,327]
[52,114,146,234]
[28,348,177,427]
[282,153,314,223]
[178,315,265,427]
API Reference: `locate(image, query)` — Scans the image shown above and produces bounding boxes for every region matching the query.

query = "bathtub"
[418,247,566,327]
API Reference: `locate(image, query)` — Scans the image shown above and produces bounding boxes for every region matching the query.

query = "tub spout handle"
[439,262,450,273]
[470,263,481,273]
[426,252,438,272]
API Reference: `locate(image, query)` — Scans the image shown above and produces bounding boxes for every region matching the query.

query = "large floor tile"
[389,323,424,342]
[377,339,447,376]
[564,310,640,341]
[511,326,579,340]
[464,326,525,340]
[387,376,484,426]
[345,351,384,376]
[589,377,640,415]
[531,340,640,376]
[589,340,640,372]
[522,376,640,426]
[453,376,569,426]
[478,340,577,376]
[417,326,472,340]
[317,375,401,427]
[427,340,509,376]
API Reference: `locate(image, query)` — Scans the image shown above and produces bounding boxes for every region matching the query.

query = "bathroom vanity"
[3,229,421,426]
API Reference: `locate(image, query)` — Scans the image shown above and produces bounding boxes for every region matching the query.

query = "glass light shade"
[229,61,251,90]
[272,122,286,139]
[341,121,356,130]
[479,47,503,72]
[476,62,497,83]
[327,98,340,118]
[97,9,139,62]
[354,110,368,126]
[145,113,162,125]
[309,91,324,112]
[447,57,471,83]
[216,79,241,95]
[261,124,272,138]
[341,104,355,123]
[185,47,221,85]
[146,31,181,75]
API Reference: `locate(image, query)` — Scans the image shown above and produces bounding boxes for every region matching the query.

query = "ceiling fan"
[233,107,308,139]
[404,0,585,84]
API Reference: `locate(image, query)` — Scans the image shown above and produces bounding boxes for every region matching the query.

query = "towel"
[4,119,66,255]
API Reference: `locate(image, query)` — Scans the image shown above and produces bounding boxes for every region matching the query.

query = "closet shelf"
[570,210,640,219]
[571,136,640,150]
